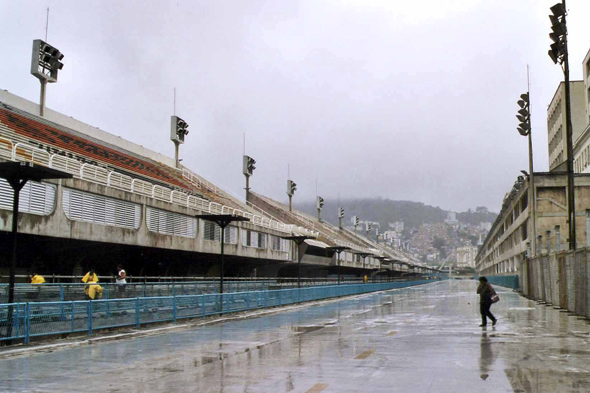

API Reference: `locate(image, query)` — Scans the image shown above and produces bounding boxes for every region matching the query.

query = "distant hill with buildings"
[294,198,497,230]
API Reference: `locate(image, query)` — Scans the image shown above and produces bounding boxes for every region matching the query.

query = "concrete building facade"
[548,81,587,172]
[475,172,590,277]
[455,246,477,268]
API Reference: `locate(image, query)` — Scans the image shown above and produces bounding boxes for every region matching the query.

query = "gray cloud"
[2,0,590,212]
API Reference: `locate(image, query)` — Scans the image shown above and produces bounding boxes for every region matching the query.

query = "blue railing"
[0,280,437,343]
[0,281,272,304]
[478,275,519,290]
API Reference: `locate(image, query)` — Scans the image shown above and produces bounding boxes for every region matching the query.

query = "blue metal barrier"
[0,279,441,343]
[478,275,519,290]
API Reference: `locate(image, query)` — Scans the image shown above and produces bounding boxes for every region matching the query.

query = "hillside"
[294,198,496,230]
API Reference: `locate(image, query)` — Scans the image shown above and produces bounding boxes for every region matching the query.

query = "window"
[64,188,141,229]
[203,221,220,241]
[270,235,289,252]
[241,230,267,249]
[1,179,56,216]
[146,207,196,237]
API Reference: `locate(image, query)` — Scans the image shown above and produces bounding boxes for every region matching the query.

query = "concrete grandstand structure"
[0,90,431,281]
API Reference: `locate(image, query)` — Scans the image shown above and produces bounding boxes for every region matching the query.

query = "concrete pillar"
[537,235,543,255]
[546,230,551,254]
[586,209,590,247]
[555,226,561,252]
[526,241,531,258]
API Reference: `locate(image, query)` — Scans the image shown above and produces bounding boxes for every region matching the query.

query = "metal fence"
[0,281,271,304]
[0,279,438,343]
[481,275,519,290]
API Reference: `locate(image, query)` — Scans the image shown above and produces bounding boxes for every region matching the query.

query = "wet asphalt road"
[3,280,590,392]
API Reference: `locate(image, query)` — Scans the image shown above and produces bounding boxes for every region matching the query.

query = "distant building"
[445,212,458,225]
[388,221,404,232]
[456,246,477,268]
[478,222,492,231]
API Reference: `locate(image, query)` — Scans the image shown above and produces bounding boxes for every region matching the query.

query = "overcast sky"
[2,0,590,212]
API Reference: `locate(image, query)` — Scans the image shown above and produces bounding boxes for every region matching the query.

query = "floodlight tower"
[366,222,372,238]
[338,207,345,229]
[548,1,576,250]
[30,39,64,117]
[170,116,189,168]
[287,179,297,212]
[353,216,359,233]
[316,196,324,221]
[243,155,256,198]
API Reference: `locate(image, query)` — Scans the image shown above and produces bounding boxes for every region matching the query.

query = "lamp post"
[281,235,315,288]
[548,1,576,250]
[30,39,65,117]
[195,214,250,294]
[516,86,537,256]
[0,162,72,343]
[326,246,350,285]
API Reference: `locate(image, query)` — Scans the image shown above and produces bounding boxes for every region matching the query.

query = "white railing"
[107,171,133,192]
[0,137,13,160]
[1,139,293,235]
[14,142,51,167]
[80,163,109,185]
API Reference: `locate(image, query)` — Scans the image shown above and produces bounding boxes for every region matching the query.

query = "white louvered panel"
[171,191,188,206]
[224,226,238,244]
[270,235,280,251]
[0,179,56,216]
[251,231,259,248]
[259,233,267,248]
[146,206,196,238]
[203,220,220,241]
[281,238,290,252]
[209,202,222,214]
[241,230,248,246]
[63,188,140,229]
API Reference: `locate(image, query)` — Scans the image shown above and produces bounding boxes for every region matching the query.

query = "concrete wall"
[0,177,292,262]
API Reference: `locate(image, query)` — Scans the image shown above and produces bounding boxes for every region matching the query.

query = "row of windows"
[574,143,590,173]
[0,182,289,252]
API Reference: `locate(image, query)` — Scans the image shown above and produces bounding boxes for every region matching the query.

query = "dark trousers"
[480,301,496,326]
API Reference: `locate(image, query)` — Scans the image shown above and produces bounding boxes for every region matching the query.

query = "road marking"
[356,349,375,359]
[306,383,328,392]
[386,331,397,336]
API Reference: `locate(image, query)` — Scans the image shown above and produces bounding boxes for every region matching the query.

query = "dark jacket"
[477,282,496,304]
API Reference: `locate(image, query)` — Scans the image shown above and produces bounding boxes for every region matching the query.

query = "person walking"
[477,277,497,327]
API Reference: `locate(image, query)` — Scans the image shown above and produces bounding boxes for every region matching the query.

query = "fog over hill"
[294,197,497,230]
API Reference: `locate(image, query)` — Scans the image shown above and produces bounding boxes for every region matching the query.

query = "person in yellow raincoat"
[30,273,46,284]
[82,269,103,300]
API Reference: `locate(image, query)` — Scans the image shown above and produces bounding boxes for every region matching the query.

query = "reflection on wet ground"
[3,280,590,392]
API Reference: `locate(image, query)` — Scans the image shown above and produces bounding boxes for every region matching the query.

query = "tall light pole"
[548,1,576,250]
[195,214,250,294]
[326,246,350,285]
[316,196,324,221]
[516,87,536,256]
[170,116,189,168]
[31,39,64,117]
[243,155,256,199]
[287,180,296,212]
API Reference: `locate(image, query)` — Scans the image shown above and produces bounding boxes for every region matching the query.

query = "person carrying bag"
[477,277,498,327]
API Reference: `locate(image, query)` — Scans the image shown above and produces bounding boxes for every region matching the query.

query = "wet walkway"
[3,280,590,392]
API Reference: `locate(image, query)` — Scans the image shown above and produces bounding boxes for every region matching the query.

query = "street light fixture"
[316,196,324,221]
[280,235,315,288]
[195,214,250,294]
[548,1,576,250]
[243,155,256,198]
[287,180,297,212]
[516,89,537,256]
[326,246,350,285]
[0,162,72,343]
[31,39,65,117]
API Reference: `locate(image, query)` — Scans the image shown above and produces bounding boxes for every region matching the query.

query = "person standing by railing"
[30,273,45,284]
[116,265,127,298]
[82,269,103,300]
